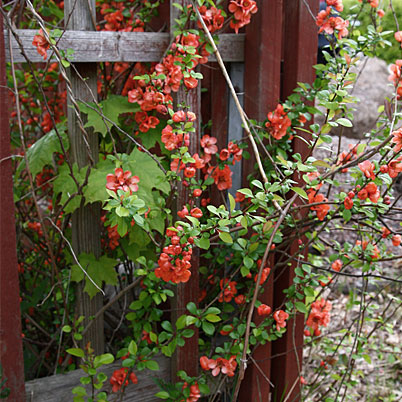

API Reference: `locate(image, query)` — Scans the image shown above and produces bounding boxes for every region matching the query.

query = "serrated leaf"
[292,187,308,200]
[53,163,86,214]
[79,95,140,137]
[128,340,137,355]
[219,231,233,244]
[205,314,221,322]
[145,360,159,371]
[93,353,114,368]
[21,124,69,178]
[295,302,307,313]
[71,253,118,298]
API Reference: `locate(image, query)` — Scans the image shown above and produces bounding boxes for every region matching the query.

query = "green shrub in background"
[343,0,402,64]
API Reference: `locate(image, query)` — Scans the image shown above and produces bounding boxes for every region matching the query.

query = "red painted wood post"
[170,0,200,379]
[0,10,26,400]
[239,1,283,401]
[270,1,319,401]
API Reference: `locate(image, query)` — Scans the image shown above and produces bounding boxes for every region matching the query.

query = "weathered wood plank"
[64,0,104,354]
[4,30,244,63]
[25,356,169,401]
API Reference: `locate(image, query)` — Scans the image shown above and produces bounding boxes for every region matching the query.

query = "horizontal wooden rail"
[4,30,244,63]
[25,356,169,401]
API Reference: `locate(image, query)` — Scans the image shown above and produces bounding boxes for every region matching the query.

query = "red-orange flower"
[106,168,139,194]
[110,368,138,393]
[358,160,376,180]
[331,259,342,272]
[211,165,233,191]
[305,298,331,336]
[257,304,272,317]
[391,127,402,153]
[32,29,49,60]
[273,310,289,331]
[265,104,291,140]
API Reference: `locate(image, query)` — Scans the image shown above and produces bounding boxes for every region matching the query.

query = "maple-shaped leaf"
[71,253,118,299]
[79,95,140,137]
[17,123,69,178]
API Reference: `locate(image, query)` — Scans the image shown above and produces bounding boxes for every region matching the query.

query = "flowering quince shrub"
[3,0,402,400]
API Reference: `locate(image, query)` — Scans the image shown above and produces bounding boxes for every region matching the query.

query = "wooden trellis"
[0,0,318,400]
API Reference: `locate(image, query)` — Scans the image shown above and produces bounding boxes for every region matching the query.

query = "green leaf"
[53,163,86,214]
[336,118,353,127]
[228,192,236,213]
[71,253,118,298]
[243,256,253,269]
[186,302,198,315]
[295,302,307,314]
[145,360,159,371]
[21,124,69,178]
[205,314,221,322]
[219,231,233,244]
[93,353,114,368]
[202,321,215,335]
[128,340,137,355]
[79,95,140,137]
[67,348,85,358]
[197,236,210,250]
[292,187,308,200]
[155,391,170,399]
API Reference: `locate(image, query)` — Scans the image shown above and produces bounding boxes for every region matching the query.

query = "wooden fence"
[0,0,318,400]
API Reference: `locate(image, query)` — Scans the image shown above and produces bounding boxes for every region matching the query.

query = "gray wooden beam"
[4,30,244,63]
[25,356,169,401]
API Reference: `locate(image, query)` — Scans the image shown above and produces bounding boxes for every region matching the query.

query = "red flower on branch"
[265,104,291,140]
[273,310,289,331]
[106,168,139,194]
[32,29,50,60]
[110,368,138,393]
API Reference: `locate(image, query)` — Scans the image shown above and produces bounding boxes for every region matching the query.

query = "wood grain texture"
[270,2,319,401]
[4,30,244,63]
[25,356,169,401]
[65,0,104,355]
[0,3,26,398]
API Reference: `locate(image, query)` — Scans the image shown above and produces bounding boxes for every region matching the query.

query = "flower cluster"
[273,310,289,331]
[110,367,138,393]
[265,104,292,140]
[305,298,332,336]
[197,6,224,33]
[155,227,193,284]
[99,1,144,32]
[200,355,237,377]
[308,190,330,221]
[228,0,258,34]
[182,382,201,402]
[218,279,238,303]
[316,6,349,39]
[106,168,140,194]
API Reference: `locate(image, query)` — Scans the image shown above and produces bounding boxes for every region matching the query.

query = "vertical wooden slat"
[0,7,26,398]
[64,0,104,354]
[208,63,229,206]
[239,1,283,400]
[270,1,319,401]
[170,0,200,379]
